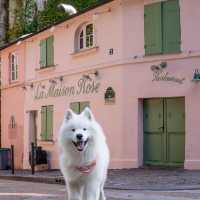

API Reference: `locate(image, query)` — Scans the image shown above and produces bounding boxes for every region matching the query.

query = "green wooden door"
[166,98,185,165]
[144,98,185,166]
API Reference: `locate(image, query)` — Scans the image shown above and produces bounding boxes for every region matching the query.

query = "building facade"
[1,0,200,170]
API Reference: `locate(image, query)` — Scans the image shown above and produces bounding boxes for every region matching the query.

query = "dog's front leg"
[68,183,81,200]
[83,182,100,200]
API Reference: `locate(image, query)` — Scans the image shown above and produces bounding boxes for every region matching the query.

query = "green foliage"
[37,0,98,29]
[7,0,37,40]
[7,0,100,41]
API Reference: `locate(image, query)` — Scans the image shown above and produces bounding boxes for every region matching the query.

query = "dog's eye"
[83,128,87,131]
[72,128,76,132]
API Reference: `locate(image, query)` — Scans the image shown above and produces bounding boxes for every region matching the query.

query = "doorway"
[143,98,185,166]
[29,111,37,149]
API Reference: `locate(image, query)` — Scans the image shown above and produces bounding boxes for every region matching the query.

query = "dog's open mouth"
[72,139,88,151]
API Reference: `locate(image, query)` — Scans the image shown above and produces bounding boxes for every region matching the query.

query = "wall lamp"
[82,70,99,80]
[49,79,57,84]
[22,83,34,90]
[151,62,167,72]
[192,69,200,82]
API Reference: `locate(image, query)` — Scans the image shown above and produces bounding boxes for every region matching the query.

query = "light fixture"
[59,76,64,82]
[192,69,200,82]
[89,70,99,77]
[160,61,167,69]
[49,79,57,84]
[30,83,34,89]
[82,74,92,80]
[22,85,27,90]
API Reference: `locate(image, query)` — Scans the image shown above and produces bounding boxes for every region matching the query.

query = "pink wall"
[1,0,200,170]
[1,44,25,169]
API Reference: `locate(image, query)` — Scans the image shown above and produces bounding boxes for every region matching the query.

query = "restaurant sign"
[34,78,100,100]
[151,64,185,84]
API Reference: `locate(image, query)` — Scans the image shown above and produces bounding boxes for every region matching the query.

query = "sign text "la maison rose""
[34,78,100,100]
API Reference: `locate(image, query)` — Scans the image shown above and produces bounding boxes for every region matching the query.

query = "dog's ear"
[64,109,74,121]
[81,107,94,121]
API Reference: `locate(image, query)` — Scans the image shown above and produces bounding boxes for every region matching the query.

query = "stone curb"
[1,175,200,191]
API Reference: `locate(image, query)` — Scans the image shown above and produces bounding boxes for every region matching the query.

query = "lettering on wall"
[151,64,185,84]
[34,78,100,100]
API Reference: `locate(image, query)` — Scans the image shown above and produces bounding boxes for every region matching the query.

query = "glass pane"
[80,30,84,37]
[15,68,18,80]
[12,72,15,80]
[80,37,84,49]
[86,36,90,47]
[90,35,93,46]
[86,24,93,35]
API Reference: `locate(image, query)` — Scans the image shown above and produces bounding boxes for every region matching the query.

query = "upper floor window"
[144,0,181,55]
[40,36,54,68]
[78,23,94,51]
[9,52,18,82]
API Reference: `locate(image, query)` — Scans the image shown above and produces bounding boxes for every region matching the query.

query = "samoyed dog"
[59,107,110,200]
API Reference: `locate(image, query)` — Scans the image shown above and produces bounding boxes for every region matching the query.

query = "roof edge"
[0,0,114,51]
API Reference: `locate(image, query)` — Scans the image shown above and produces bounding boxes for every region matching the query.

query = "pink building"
[1,0,200,170]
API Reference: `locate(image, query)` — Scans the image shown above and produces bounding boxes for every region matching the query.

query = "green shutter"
[40,39,47,67]
[47,36,54,66]
[41,106,47,140]
[144,2,162,55]
[46,105,53,140]
[163,0,181,53]
[80,102,90,113]
[70,102,80,114]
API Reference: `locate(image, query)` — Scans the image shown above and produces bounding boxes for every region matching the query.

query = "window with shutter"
[144,0,181,55]
[70,102,80,114]
[47,36,54,66]
[40,36,54,68]
[144,2,162,55]
[163,0,181,53]
[40,39,47,68]
[80,102,90,113]
[41,106,47,140]
[41,105,53,141]
[46,105,53,140]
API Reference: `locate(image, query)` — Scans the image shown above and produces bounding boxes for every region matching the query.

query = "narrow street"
[0,180,199,200]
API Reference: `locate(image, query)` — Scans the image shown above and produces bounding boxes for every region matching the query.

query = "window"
[9,115,16,129]
[41,105,53,141]
[70,102,90,114]
[9,53,18,82]
[78,23,94,51]
[144,0,181,55]
[40,36,54,68]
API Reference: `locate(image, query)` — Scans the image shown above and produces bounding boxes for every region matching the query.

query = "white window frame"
[78,23,95,51]
[10,52,18,82]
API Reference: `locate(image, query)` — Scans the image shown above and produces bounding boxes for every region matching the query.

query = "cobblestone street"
[0,179,200,200]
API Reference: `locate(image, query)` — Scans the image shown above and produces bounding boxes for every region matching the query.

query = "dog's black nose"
[76,134,83,140]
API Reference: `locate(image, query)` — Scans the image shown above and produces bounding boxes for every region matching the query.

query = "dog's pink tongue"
[77,142,84,151]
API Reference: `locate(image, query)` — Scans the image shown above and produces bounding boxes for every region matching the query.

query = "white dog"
[59,107,110,200]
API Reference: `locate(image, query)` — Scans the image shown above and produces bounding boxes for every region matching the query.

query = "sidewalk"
[0,168,200,191]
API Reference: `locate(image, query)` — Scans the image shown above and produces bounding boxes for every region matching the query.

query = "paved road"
[0,180,200,200]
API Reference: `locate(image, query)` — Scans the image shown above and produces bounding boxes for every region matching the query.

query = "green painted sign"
[34,78,100,100]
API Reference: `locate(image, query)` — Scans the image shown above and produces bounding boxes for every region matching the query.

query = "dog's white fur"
[59,107,110,200]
